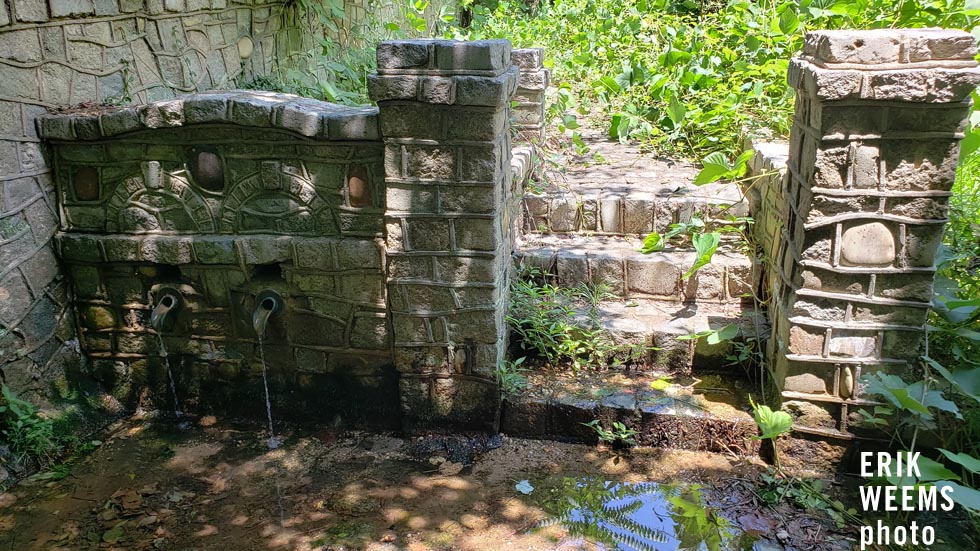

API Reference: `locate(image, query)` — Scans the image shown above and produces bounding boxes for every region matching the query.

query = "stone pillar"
[772,29,980,437]
[511,48,549,142]
[368,40,519,433]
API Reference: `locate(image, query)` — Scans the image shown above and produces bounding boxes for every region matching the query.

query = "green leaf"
[694,164,730,185]
[917,456,961,483]
[777,7,800,35]
[924,357,980,404]
[597,75,622,94]
[640,232,664,254]
[938,449,980,475]
[683,232,720,280]
[937,481,980,512]
[666,95,686,127]
[732,150,755,177]
[921,389,962,419]
[888,386,933,416]
[751,399,792,440]
[706,324,739,345]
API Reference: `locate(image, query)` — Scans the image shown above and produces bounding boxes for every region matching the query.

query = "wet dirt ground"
[1,415,860,550]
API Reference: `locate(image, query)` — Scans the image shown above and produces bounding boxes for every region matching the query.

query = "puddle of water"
[533,477,764,551]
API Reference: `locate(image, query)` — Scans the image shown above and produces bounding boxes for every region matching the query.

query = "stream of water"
[157,334,182,418]
[257,338,282,450]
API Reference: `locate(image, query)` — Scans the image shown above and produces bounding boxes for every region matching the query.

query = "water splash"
[157,334,182,418]
[257,338,281,450]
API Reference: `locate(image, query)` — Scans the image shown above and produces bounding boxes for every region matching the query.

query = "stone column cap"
[376,39,513,76]
[511,48,545,70]
[789,30,980,103]
[788,56,980,102]
[803,28,978,68]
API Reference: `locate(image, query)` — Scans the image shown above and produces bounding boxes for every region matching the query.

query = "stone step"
[520,139,748,236]
[567,298,764,373]
[515,233,755,304]
[500,368,759,452]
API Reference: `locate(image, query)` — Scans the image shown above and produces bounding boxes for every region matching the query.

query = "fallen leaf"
[0,514,15,532]
[102,521,127,543]
[111,489,143,510]
[738,512,775,537]
[438,461,463,476]
[137,515,158,527]
[429,456,447,466]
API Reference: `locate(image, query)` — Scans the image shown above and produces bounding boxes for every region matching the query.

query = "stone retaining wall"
[0,0,316,404]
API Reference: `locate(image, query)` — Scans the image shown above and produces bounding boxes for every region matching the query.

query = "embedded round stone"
[237,36,254,59]
[840,222,895,266]
[186,147,224,192]
[347,164,371,207]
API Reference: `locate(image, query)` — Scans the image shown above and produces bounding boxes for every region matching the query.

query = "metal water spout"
[252,290,283,339]
[150,292,182,332]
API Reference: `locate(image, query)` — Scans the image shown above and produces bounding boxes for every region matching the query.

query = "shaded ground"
[0,415,864,551]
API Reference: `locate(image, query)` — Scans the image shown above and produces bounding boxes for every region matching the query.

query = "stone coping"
[56,233,384,267]
[37,91,380,142]
[803,28,978,67]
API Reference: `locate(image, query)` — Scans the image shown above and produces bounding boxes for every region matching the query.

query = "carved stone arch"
[219,160,338,235]
[105,161,216,233]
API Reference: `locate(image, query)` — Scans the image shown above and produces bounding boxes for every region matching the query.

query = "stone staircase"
[511,138,761,369]
[503,138,766,447]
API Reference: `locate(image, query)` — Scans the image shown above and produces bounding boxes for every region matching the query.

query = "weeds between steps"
[506,269,652,376]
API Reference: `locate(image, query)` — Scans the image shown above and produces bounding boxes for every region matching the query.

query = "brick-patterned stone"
[762,29,978,437]
[373,39,517,433]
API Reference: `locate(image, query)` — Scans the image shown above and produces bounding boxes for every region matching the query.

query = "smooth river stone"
[840,222,895,266]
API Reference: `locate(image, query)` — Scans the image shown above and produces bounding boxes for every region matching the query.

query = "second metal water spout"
[150,294,179,332]
[252,291,283,339]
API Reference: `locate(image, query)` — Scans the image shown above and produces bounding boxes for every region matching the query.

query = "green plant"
[0,385,67,469]
[694,150,755,185]
[507,271,642,371]
[639,214,747,279]
[756,472,860,529]
[451,0,977,159]
[583,419,637,447]
[855,279,980,516]
[497,356,529,396]
[749,396,792,468]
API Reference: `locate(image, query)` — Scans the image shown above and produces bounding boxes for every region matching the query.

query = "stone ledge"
[376,39,512,76]
[38,91,380,142]
[56,233,385,266]
[511,48,544,70]
[368,66,519,106]
[803,29,977,66]
[788,58,980,103]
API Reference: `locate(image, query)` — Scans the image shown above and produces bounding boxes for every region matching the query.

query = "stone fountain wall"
[42,92,399,425]
[0,0,319,404]
[42,39,522,432]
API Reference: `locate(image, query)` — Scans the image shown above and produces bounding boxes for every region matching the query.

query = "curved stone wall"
[0,0,316,403]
